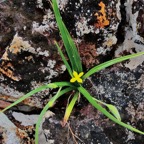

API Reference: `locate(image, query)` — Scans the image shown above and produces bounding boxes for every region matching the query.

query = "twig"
[67,123,84,144]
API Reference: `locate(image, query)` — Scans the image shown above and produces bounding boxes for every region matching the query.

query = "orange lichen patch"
[94,1,110,28]
[0,61,21,81]
[2,34,32,61]
[16,128,30,140]
[0,100,11,109]
[0,94,17,101]
[0,94,43,109]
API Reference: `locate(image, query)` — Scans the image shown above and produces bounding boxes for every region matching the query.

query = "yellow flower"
[70,71,84,83]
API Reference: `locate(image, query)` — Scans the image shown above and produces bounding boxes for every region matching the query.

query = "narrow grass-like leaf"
[2,85,50,112]
[62,22,83,72]
[52,0,82,73]
[62,92,79,126]
[2,82,75,112]
[83,52,144,79]
[93,98,121,121]
[106,104,121,121]
[51,0,75,70]
[35,87,73,144]
[54,41,73,76]
[49,82,76,88]
[78,86,144,135]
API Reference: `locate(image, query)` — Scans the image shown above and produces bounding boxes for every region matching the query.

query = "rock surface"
[0,0,144,144]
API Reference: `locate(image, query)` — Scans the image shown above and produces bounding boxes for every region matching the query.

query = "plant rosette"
[1,0,144,144]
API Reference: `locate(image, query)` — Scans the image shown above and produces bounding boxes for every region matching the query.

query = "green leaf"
[47,83,58,88]
[92,98,121,121]
[63,92,79,126]
[49,82,75,88]
[2,84,50,112]
[52,0,83,73]
[2,82,75,112]
[54,41,73,77]
[35,87,73,144]
[62,22,83,72]
[78,86,144,135]
[83,52,144,79]
[106,104,121,121]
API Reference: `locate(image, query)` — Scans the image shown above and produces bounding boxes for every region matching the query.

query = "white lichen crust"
[115,0,144,69]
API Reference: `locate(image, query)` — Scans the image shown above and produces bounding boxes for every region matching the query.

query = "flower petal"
[73,71,78,77]
[70,77,76,83]
[78,72,84,77]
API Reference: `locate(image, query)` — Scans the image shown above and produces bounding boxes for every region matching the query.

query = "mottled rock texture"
[0,0,144,144]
